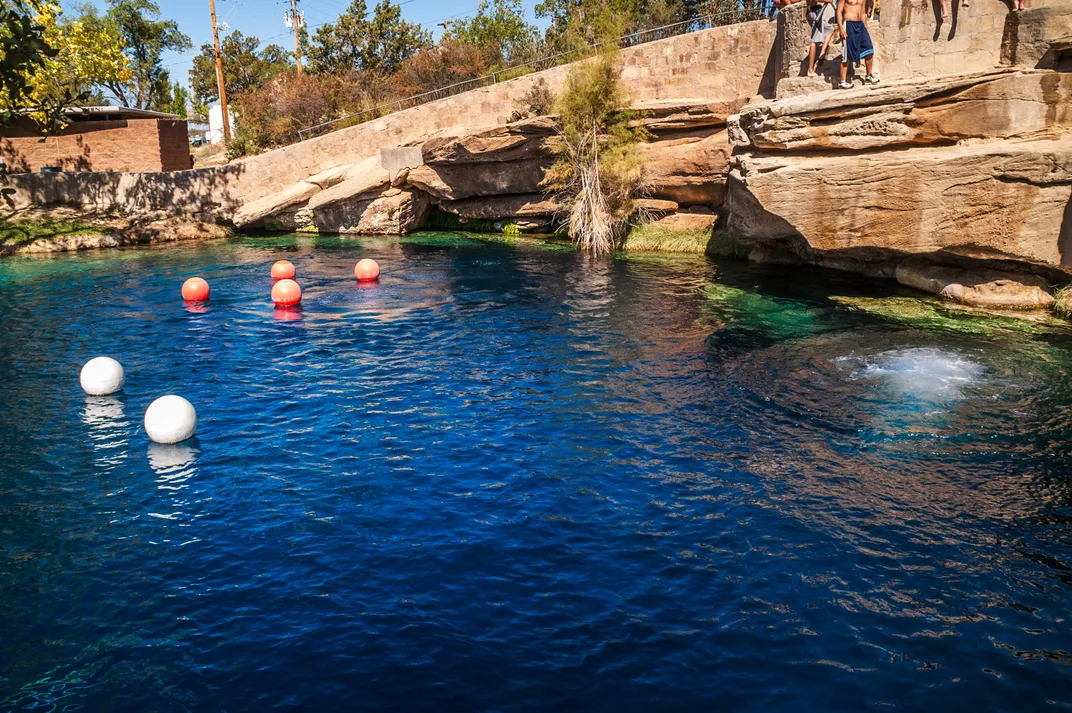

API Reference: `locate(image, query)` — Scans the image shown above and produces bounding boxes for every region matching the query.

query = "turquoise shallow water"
[1,232,1071,712]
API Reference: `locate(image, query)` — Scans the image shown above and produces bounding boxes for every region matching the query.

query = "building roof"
[64,106,179,121]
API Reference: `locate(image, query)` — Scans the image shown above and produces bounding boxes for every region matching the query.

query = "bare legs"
[841,56,876,86]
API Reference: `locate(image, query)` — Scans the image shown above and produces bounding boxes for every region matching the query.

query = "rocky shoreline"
[0,209,233,255]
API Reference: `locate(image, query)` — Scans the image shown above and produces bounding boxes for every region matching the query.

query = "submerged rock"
[894,260,1056,309]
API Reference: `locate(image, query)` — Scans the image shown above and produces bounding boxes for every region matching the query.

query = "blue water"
[1,233,1071,712]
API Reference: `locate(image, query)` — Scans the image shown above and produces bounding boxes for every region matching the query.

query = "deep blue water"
[1,232,1072,712]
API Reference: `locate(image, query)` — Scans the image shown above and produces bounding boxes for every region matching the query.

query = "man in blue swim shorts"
[837,0,879,88]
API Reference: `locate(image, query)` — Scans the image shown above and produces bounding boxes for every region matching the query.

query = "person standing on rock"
[806,0,838,76]
[837,0,879,88]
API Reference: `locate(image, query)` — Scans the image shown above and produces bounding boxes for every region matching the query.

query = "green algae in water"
[829,295,1069,336]
[400,233,492,248]
[702,282,832,342]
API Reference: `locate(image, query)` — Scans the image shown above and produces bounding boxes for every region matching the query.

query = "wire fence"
[296,6,772,140]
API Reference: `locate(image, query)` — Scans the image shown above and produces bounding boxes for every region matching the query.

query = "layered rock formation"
[725,68,1072,308]
[232,101,734,238]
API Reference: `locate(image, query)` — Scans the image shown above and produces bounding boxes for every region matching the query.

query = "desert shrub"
[227,69,393,156]
[390,41,495,98]
[509,77,554,121]
[1054,286,1072,320]
[542,49,646,254]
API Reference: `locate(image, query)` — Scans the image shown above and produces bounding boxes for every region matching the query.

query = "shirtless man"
[838,0,879,88]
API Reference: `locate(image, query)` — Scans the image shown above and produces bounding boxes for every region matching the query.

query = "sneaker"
[865,74,880,84]
[838,81,853,89]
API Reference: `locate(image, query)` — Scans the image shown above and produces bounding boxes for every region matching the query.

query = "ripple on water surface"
[0,234,1071,712]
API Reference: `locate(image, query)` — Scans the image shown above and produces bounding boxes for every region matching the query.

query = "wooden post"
[208,0,231,142]
[291,0,303,75]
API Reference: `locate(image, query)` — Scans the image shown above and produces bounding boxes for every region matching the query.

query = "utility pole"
[290,0,303,75]
[208,0,231,142]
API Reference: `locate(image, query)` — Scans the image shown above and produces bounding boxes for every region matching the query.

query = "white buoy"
[144,395,197,444]
[80,357,125,396]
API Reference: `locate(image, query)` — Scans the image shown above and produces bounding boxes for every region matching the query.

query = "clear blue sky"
[61,0,548,90]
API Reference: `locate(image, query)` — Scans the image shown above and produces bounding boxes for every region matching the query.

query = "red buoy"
[271,260,295,281]
[271,278,302,307]
[181,277,210,302]
[354,258,380,281]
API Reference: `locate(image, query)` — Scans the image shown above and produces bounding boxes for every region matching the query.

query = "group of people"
[805,0,879,88]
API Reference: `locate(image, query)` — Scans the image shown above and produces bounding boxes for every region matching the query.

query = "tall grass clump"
[1054,285,1072,320]
[541,23,646,254]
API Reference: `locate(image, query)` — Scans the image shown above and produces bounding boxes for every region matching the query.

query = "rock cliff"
[724,68,1072,308]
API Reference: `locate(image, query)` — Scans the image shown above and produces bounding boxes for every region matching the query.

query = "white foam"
[837,347,985,400]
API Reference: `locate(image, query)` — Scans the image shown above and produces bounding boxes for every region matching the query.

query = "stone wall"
[779,0,1067,81]
[0,118,191,173]
[0,18,781,218]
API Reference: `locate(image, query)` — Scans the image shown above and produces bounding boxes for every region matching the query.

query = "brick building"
[0,106,191,174]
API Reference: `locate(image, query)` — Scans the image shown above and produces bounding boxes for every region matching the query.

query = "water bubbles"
[836,347,986,402]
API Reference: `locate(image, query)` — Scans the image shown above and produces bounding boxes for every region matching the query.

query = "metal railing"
[296,6,771,140]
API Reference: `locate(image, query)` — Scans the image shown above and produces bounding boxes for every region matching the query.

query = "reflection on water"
[146,442,199,478]
[82,396,129,468]
[273,305,303,321]
[1,234,1071,712]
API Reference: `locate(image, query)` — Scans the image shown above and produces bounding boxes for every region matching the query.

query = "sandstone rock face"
[628,99,740,133]
[1001,4,1072,68]
[350,190,429,234]
[227,98,737,236]
[732,70,1072,153]
[406,160,550,201]
[6,217,231,255]
[633,198,679,213]
[639,129,730,207]
[650,212,719,233]
[895,260,1056,308]
[420,117,557,164]
[774,76,833,100]
[725,65,1072,304]
[439,194,559,220]
[727,140,1072,266]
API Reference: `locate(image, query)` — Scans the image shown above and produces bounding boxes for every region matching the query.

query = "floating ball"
[182,277,210,302]
[354,258,380,281]
[79,356,125,396]
[272,278,302,307]
[144,395,197,444]
[271,260,296,281]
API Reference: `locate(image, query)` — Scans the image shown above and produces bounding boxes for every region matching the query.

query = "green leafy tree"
[188,30,291,108]
[0,0,57,120]
[85,0,191,110]
[442,0,537,64]
[536,0,689,52]
[308,0,431,75]
[170,81,187,118]
[1,1,129,128]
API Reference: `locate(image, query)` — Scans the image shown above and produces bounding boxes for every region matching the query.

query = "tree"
[442,0,538,65]
[390,41,493,97]
[0,0,57,120]
[536,0,688,52]
[307,0,431,75]
[542,43,646,253]
[1,1,129,128]
[188,30,290,108]
[170,81,187,118]
[87,0,191,110]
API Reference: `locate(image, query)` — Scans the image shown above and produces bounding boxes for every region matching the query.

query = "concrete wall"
[0,118,191,174]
